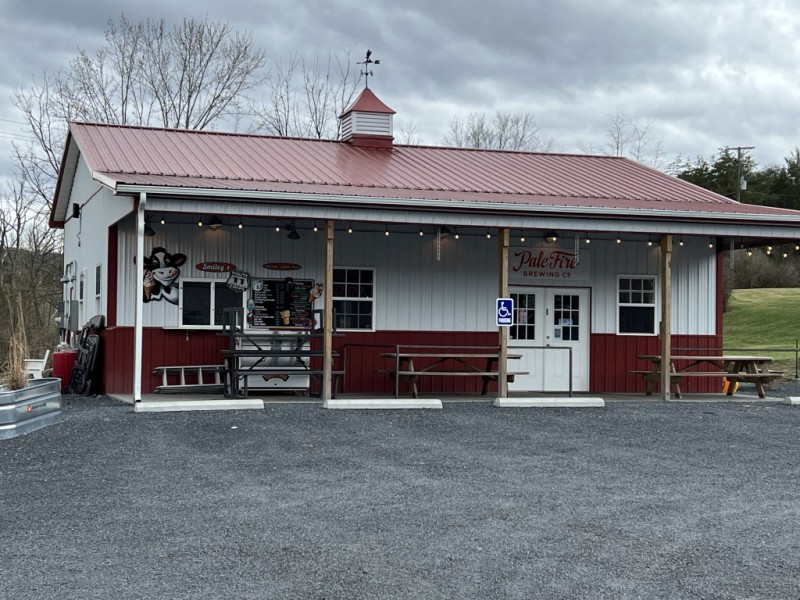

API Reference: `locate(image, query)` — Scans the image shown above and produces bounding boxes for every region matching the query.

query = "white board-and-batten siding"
[116,220,717,335]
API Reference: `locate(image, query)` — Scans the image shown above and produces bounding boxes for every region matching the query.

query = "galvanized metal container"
[0,378,62,440]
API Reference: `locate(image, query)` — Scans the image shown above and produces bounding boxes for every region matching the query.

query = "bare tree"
[251,50,361,139]
[13,14,267,208]
[397,120,423,145]
[443,111,553,151]
[578,109,664,168]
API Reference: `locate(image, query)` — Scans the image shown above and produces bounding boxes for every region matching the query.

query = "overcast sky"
[1,0,798,187]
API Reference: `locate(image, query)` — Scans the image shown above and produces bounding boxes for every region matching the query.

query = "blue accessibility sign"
[496,297,514,326]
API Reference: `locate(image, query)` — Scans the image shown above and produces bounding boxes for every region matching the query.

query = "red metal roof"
[341,88,396,116]
[59,121,800,220]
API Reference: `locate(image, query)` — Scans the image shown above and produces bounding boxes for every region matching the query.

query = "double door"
[508,287,589,392]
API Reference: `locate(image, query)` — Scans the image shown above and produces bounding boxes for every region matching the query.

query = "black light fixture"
[439,226,451,236]
[287,220,300,240]
[144,220,156,237]
[545,230,559,242]
[208,215,223,229]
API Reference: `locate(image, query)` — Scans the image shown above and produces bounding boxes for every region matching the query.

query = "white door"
[508,287,589,392]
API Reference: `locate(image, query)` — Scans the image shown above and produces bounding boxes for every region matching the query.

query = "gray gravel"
[2,394,800,600]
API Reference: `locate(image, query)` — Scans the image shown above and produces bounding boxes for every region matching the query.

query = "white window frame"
[332,266,376,332]
[616,275,658,335]
[178,278,243,329]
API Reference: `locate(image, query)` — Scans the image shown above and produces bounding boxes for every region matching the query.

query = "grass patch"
[724,288,800,377]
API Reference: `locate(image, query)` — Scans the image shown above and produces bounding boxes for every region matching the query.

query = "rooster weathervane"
[358,49,380,89]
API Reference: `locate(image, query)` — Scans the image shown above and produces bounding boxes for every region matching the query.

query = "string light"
[384,226,390,236]
[454,229,460,240]
[616,237,621,244]
[585,235,591,244]
[419,228,424,236]
[238,220,243,230]
[160,216,165,225]
[197,219,203,227]
[747,249,753,256]
[520,232,526,243]
[679,238,684,247]
[486,229,492,239]
[647,239,653,247]
[348,222,353,234]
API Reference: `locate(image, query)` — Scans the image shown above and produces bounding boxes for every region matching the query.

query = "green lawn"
[724,288,800,377]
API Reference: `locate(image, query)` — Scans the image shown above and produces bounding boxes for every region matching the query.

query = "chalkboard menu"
[248,278,316,328]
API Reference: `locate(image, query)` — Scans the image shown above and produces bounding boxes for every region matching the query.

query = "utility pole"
[727,146,755,201]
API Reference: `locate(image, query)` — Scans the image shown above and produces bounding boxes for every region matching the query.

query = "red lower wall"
[99,328,723,395]
[590,333,724,393]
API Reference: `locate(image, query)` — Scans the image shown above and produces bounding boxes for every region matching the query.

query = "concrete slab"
[493,397,606,408]
[132,399,265,413]
[323,398,443,409]
[784,397,800,405]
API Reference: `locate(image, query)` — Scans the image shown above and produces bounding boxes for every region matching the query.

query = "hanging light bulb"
[616,237,621,244]
[419,228,424,236]
[198,218,203,227]
[520,232,526,243]
[747,249,753,256]
[348,222,353,234]
[708,240,714,249]
[238,220,243,230]
[313,222,319,232]
[275,224,281,232]
[160,215,165,225]
[486,229,492,239]
[647,239,653,247]
[454,229,460,240]
[385,226,390,237]
[679,238,684,247]
[585,235,591,244]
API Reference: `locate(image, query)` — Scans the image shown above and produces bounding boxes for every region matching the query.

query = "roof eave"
[112,183,800,229]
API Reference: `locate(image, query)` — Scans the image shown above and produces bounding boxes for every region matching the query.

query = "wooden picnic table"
[379,351,526,398]
[633,355,783,399]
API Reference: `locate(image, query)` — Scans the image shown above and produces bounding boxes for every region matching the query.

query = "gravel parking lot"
[2,394,799,599]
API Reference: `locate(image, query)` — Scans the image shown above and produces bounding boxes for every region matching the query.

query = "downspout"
[134,192,146,402]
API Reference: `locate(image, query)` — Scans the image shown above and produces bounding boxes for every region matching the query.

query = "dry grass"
[3,294,29,390]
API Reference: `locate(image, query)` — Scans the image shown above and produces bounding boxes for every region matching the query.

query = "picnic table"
[380,348,527,398]
[633,355,783,399]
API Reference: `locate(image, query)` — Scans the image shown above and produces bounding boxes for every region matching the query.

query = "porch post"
[322,220,334,402]
[133,192,146,402]
[498,228,510,398]
[660,234,673,401]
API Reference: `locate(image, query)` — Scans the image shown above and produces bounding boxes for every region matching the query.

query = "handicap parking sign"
[496,297,514,326]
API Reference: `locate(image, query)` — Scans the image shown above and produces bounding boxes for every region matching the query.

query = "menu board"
[248,278,316,328]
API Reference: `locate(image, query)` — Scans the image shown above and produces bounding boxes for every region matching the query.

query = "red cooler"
[53,350,78,392]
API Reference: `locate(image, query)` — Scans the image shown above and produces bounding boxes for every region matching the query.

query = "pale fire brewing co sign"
[509,244,589,283]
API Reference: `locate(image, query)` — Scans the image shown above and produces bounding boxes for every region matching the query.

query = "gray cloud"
[1,0,798,188]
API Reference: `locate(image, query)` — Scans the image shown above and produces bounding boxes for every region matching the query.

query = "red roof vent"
[339,88,395,149]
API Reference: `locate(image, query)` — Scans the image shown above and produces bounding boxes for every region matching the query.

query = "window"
[332,267,374,330]
[180,279,242,327]
[95,264,102,298]
[510,292,536,340]
[618,276,656,334]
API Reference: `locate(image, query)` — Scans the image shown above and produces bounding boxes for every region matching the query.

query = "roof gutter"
[112,183,800,226]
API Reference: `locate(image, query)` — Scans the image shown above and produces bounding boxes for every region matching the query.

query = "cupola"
[339,88,395,149]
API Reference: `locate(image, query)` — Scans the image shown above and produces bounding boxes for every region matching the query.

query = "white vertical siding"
[116,222,716,335]
[589,237,716,335]
[63,156,133,324]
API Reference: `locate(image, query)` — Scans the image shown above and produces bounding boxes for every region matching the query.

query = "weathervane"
[358,49,380,89]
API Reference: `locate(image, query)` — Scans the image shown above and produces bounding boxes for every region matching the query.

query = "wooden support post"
[498,228,510,398]
[660,234,673,401]
[322,221,334,401]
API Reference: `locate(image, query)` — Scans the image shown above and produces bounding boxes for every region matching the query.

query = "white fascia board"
[114,184,800,234]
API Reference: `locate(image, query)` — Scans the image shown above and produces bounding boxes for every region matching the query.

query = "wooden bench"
[153,365,226,394]
[630,370,729,399]
[380,351,527,398]
[633,355,784,399]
